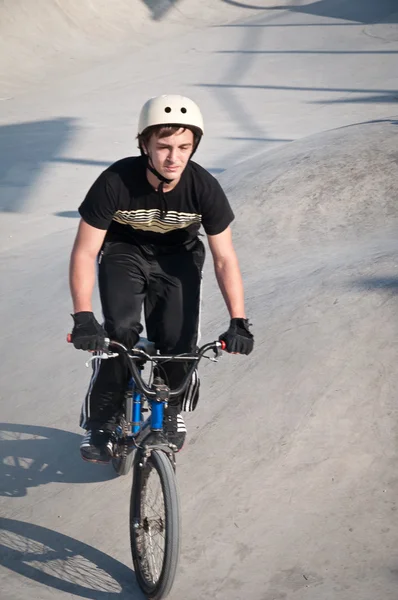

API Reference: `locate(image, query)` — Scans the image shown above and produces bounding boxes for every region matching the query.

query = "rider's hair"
[137,125,201,154]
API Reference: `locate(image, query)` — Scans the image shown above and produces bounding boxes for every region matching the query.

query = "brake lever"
[204,345,224,363]
[213,343,224,359]
[85,352,119,367]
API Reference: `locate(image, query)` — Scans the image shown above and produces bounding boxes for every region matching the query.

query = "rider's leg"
[144,240,205,450]
[80,242,150,461]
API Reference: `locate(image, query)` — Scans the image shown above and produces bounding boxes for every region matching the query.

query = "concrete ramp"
[179,118,398,598]
[221,118,398,250]
[0,0,290,96]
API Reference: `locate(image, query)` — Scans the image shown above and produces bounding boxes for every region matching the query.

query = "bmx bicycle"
[69,335,225,599]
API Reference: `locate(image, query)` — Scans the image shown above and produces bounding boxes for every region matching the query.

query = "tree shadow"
[221,0,398,24]
[195,82,398,106]
[196,82,398,95]
[0,517,144,599]
[217,50,398,55]
[354,277,398,293]
[55,210,80,218]
[140,0,182,21]
[311,94,398,104]
[205,167,226,174]
[0,118,115,215]
[0,423,119,498]
[0,118,76,213]
[290,0,398,24]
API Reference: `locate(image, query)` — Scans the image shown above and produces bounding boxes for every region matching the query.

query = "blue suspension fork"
[150,398,164,431]
[123,378,143,435]
[129,378,165,434]
[132,386,143,435]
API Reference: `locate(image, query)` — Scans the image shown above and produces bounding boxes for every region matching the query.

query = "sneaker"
[164,407,187,451]
[80,429,113,463]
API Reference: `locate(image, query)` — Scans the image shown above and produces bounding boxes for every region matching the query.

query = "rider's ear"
[137,134,148,155]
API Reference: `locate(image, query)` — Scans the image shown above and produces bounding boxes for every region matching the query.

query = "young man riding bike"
[69,95,254,463]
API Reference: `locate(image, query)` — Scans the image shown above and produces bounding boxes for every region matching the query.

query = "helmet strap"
[140,152,170,218]
[146,156,173,185]
[140,148,173,185]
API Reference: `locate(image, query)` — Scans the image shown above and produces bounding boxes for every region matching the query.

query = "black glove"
[70,312,107,351]
[219,318,254,355]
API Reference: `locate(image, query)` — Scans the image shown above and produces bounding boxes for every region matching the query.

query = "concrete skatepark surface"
[1,1,398,598]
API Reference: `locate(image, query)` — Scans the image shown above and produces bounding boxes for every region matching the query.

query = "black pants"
[80,239,205,430]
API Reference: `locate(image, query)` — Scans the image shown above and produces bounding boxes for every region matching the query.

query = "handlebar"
[67,334,225,399]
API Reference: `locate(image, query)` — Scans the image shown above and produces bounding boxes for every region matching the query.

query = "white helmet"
[138,95,204,136]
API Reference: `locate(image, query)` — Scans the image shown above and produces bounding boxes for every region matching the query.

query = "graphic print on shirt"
[113,209,202,234]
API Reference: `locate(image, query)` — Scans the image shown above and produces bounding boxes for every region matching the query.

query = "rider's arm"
[69,219,107,312]
[207,226,246,319]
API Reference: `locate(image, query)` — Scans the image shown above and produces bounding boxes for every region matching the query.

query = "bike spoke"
[136,461,167,586]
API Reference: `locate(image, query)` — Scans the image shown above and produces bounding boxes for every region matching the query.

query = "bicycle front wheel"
[130,449,180,599]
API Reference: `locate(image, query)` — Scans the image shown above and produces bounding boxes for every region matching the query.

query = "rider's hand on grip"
[219,318,254,355]
[70,311,107,351]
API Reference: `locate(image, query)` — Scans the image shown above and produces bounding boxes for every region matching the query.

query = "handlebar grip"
[66,334,110,348]
[220,340,226,351]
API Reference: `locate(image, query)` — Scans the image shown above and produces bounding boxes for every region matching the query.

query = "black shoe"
[164,407,187,451]
[80,428,113,463]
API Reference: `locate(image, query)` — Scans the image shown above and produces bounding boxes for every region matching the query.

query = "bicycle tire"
[112,418,134,476]
[130,449,180,599]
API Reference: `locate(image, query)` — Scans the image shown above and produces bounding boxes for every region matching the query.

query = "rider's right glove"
[219,318,254,355]
[70,312,107,351]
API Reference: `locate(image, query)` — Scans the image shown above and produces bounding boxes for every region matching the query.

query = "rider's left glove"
[71,311,107,351]
[219,318,254,355]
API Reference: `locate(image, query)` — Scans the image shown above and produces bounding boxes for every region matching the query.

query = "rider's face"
[145,128,194,181]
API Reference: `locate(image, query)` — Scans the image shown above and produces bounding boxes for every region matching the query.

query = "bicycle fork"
[132,376,176,467]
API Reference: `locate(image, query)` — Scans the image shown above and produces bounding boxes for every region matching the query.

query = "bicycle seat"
[135,337,157,356]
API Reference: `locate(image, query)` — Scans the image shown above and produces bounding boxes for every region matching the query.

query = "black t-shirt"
[79,156,234,252]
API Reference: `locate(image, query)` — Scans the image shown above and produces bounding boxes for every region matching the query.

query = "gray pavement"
[1,1,398,599]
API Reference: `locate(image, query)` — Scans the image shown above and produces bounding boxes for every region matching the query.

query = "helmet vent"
[181,107,187,113]
[165,106,172,113]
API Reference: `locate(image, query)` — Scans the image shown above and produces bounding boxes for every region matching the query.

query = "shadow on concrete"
[289,0,398,24]
[354,277,398,293]
[206,167,226,174]
[219,22,361,27]
[196,82,398,95]
[217,50,398,55]
[195,82,398,105]
[0,423,118,498]
[220,0,398,24]
[311,94,398,104]
[225,136,294,142]
[0,118,76,213]
[220,0,283,9]
[140,0,181,21]
[0,118,114,214]
[56,210,80,218]
[0,517,144,599]
[52,157,110,168]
